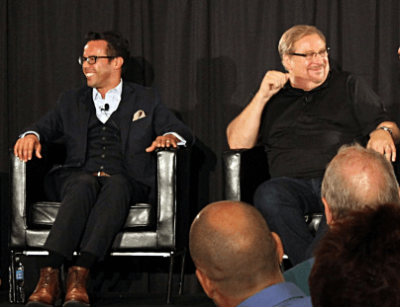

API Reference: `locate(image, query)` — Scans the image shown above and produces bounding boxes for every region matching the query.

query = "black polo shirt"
[256,70,389,179]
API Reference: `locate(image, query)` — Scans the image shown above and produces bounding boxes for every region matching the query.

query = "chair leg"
[167,254,175,304]
[10,250,16,303]
[179,248,186,295]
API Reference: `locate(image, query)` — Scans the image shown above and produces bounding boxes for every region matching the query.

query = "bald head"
[189,201,283,302]
[322,144,400,221]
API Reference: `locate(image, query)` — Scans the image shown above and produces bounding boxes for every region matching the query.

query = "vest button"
[100,166,104,170]
[102,127,106,131]
[101,154,105,158]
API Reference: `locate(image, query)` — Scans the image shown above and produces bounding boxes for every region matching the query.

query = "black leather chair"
[222,146,322,235]
[9,144,190,304]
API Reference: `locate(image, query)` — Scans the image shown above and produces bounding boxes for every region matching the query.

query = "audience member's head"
[321,143,400,224]
[189,201,284,307]
[309,203,400,307]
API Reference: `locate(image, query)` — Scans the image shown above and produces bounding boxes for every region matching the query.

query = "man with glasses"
[227,25,399,266]
[14,31,193,307]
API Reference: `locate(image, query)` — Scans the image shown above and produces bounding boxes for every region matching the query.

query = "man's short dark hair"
[309,203,400,307]
[85,31,130,72]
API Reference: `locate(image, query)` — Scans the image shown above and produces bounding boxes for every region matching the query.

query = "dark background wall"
[1,0,400,295]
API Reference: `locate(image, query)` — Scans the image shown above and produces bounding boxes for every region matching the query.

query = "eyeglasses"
[78,56,115,65]
[289,48,330,61]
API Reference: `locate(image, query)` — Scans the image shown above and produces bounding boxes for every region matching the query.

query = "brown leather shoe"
[62,266,90,307]
[26,267,61,307]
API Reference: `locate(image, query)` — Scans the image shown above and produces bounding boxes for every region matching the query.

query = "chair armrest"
[222,147,323,234]
[155,147,190,249]
[222,146,270,205]
[9,144,66,248]
[10,152,28,248]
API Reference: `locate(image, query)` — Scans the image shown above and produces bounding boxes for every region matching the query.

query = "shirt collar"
[238,282,307,307]
[92,79,123,124]
[92,79,123,101]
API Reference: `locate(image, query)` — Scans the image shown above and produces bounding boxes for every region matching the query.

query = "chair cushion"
[29,202,155,229]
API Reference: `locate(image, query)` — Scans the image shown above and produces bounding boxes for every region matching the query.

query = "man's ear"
[282,54,291,71]
[271,232,284,263]
[113,56,124,70]
[322,197,333,225]
[196,269,215,299]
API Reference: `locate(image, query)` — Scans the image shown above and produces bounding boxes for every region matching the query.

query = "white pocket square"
[133,110,146,121]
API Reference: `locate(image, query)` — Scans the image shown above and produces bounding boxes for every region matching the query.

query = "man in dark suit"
[14,31,193,307]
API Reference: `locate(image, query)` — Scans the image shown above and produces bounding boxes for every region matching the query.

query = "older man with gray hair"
[227,24,400,265]
[321,143,400,223]
[284,143,400,294]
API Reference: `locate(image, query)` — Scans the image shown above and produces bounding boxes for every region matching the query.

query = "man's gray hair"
[278,25,326,59]
[322,143,400,220]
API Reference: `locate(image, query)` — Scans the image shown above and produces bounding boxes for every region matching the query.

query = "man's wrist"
[377,126,393,136]
[163,132,186,146]
[19,131,40,141]
[255,90,271,104]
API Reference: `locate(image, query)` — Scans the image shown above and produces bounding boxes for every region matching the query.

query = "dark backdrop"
[1,0,400,295]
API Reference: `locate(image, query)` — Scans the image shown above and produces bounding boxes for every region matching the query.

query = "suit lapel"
[119,83,138,152]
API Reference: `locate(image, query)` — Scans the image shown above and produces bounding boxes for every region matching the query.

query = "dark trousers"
[44,170,146,260]
[254,177,326,266]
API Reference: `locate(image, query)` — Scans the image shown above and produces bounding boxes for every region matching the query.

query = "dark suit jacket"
[24,81,194,203]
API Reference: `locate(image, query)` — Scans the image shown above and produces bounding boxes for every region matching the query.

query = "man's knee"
[254,178,302,217]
